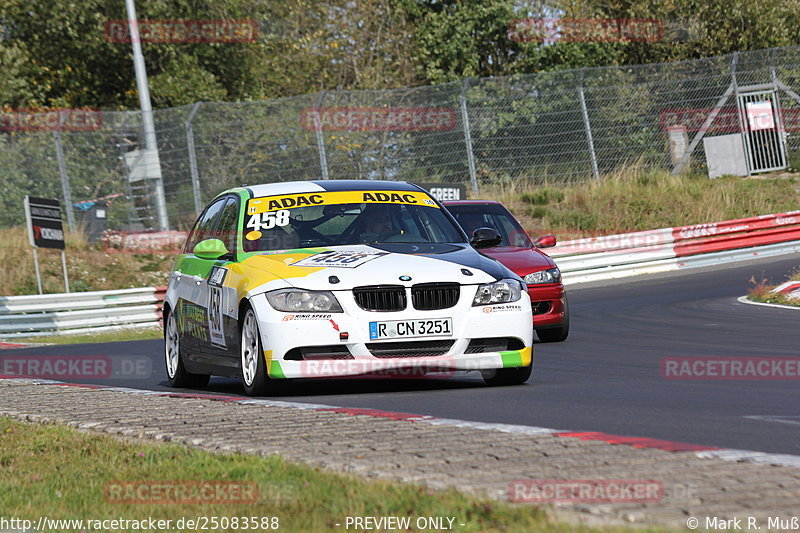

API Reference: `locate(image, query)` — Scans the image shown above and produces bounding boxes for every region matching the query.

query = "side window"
[186,199,227,253]
[214,197,239,255]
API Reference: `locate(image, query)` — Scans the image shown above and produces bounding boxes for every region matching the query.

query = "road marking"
[744,415,800,426]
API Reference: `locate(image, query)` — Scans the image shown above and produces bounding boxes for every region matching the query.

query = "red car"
[443,200,569,342]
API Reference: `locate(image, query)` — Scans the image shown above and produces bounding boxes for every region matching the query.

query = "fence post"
[671,54,738,175]
[185,102,203,216]
[578,70,600,182]
[53,131,76,232]
[460,79,479,195]
[314,92,330,180]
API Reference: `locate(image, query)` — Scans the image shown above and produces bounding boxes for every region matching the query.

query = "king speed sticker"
[291,250,387,268]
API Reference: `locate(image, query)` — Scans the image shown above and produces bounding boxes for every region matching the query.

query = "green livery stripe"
[268,360,286,379]
[500,350,524,368]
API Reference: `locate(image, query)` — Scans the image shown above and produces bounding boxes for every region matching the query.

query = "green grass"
[0,417,667,533]
[0,228,173,296]
[8,326,162,345]
[481,164,800,241]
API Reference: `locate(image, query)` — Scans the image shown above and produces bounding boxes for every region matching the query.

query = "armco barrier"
[0,287,165,338]
[1,211,798,337]
[548,210,800,285]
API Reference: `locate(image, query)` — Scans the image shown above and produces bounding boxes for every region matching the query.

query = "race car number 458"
[369,318,453,340]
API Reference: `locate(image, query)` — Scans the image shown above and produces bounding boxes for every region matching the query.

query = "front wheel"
[164,309,210,388]
[240,307,274,396]
[481,364,532,386]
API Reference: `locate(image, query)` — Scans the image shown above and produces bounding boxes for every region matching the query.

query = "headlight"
[524,268,561,285]
[266,289,343,313]
[472,279,523,306]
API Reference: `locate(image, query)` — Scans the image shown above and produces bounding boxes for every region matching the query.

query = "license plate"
[369,318,453,340]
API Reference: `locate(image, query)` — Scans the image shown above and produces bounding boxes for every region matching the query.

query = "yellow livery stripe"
[247,190,439,215]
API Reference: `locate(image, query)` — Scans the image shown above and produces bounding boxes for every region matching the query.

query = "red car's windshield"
[446,203,534,248]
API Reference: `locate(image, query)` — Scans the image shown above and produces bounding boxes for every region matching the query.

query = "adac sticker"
[247,190,439,215]
[291,250,387,268]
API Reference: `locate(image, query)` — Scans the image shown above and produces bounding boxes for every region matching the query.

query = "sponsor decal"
[484,304,523,312]
[178,302,209,342]
[291,250,387,268]
[207,266,228,349]
[247,191,439,215]
[281,314,333,321]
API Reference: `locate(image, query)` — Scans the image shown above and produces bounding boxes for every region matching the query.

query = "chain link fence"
[2,45,800,231]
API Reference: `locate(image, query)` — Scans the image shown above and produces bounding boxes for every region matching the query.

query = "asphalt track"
[8,255,800,455]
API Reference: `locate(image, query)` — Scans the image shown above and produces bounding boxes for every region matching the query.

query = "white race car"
[164,180,533,395]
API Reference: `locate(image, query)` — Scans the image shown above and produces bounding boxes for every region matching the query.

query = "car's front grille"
[411,283,460,310]
[532,301,552,315]
[465,337,524,353]
[353,285,407,312]
[367,340,454,358]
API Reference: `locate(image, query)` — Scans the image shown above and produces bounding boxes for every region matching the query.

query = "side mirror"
[534,234,557,248]
[471,227,502,249]
[194,238,230,260]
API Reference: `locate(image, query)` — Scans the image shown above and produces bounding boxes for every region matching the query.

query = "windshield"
[243,190,465,252]
[446,203,534,248]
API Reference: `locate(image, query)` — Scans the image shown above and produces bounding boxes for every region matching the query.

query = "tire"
[536,294,570,343]
[240,307,274,396]
[482,364,533,386]
[164,308,210,388]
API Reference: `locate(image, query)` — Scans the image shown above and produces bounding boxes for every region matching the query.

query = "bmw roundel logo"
[399,275,412,281]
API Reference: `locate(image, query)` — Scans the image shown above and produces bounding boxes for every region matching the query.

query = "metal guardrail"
[550,210,800,284]
[0,287,165,338]
[1,211,798,337]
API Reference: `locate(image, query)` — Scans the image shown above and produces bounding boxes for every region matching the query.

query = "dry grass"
[0,228,173,296]
[748,268,800,307]
[478,162,800,241]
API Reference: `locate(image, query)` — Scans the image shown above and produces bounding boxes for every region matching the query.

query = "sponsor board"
[24,196,65,250]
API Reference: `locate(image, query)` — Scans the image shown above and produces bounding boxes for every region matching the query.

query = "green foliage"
[521,187,565,205]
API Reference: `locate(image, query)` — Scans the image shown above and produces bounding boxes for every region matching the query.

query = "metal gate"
[736,89,787,174]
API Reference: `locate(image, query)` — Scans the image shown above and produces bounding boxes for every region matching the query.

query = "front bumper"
[528,283,567,329]
[250,285,533,379]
